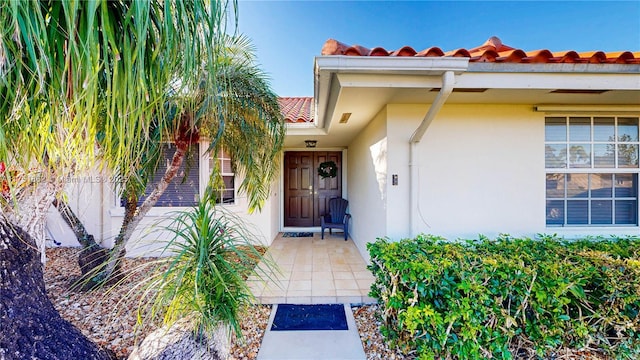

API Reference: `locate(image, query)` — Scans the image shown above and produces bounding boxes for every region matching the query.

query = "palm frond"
[138,194,275,337]
[200,34,285,212]
[0,0,234,211]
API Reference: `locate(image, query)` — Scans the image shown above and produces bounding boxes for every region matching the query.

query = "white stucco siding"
[399,103,545,239]
[46,174,106,247]
[46,156,317,256]
[105,211,176,257]
[268,178,281,243]
[93,170,276,257]
[347,107,388,262]
[385,105,422,239]
[46,152,278,257]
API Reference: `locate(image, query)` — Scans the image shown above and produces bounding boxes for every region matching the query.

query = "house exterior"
[47,36,640,262]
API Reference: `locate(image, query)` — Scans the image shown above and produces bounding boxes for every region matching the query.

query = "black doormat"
[282,232,314,238]
[271,304,348,331]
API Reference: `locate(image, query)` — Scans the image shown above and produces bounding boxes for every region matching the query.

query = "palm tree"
[94,34,285,286]
[0,0,235,356]
[1,0,231,251]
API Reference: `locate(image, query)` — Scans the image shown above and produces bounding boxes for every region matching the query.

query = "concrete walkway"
[257,303,366,360]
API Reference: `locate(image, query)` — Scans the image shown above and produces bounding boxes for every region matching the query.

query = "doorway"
[284,151,342,227]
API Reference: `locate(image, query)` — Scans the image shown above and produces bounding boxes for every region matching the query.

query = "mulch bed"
[43,247,606,359]
[43,247,402,360]
[43,247,273,359]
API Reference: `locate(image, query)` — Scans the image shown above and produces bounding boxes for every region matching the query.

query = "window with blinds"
[124,143,200,208]
[122,143,236,208]
[545,116,639,226]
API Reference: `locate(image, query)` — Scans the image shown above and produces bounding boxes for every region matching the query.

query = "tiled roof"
[321,36,640,64]
[279,97,314,123]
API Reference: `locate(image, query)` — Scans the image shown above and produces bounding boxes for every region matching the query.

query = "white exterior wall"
[46,173,106,248]
[103,175,276,257]
[401,103,545,239]
[347,103,548,246]
[347,108,388,262]
[47,164,278,257]
[47,102,638,258]
[385,105,415,239]
[268,177,281,242]
[350,102,640,246]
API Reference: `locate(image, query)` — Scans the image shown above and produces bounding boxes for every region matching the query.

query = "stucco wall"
[386,103,545,240]
[47,102,637,258]
[46,171,276,257]
[350,102,640,246]
[347,107,388,262]
[104,180,276,257]
[46,173,105,248]
[269,175,281,243]
[385,105,415,239]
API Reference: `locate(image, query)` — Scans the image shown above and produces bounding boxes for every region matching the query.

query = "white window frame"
[545,114,640,227]
[205,144,236,205]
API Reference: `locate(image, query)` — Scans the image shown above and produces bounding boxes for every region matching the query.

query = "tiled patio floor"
[248,233,377,304]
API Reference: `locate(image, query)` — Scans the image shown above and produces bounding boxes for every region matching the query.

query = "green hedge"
[367,234,640,359]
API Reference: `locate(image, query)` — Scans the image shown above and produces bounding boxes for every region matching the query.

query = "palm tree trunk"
[52,198,99,249]
[0,219,114,359]
[96,143,189,285]
[3,178,63,264]
[51,198,120,289]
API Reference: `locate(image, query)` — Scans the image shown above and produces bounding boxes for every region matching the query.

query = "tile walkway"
[248,233,377,304]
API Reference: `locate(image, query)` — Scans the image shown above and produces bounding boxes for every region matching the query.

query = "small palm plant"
[138,186,275,346]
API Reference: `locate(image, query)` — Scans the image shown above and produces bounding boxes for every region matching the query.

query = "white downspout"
[409,70,455,236]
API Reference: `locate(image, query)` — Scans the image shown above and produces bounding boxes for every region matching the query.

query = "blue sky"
[237,1,640,96]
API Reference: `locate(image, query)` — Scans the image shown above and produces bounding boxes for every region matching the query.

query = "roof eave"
[314,56,470,131]
[315,55,470,74]
[468,62,640,74]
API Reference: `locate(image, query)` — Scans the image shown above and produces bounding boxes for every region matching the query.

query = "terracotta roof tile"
[497,49,527,62]
[417,47,445,57]
[391,46,417,57]
[279,97,313,124]
[443,48,471,57]
[468,36,515,54]
[369,47,389,56]
[552,51,580,63]
[321,36,640,64]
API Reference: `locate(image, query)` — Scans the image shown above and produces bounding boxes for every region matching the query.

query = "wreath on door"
[317,161,338,179]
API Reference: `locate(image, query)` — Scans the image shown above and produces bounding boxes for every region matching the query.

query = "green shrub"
[367,234,640,359]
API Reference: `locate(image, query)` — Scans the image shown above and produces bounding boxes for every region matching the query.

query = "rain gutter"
[314,56,468,237]
[409,70,457,237]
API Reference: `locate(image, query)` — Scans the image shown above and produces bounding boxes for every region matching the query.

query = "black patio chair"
[321,197,351,240]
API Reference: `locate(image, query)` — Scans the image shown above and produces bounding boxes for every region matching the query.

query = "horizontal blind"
[131,143,200,207]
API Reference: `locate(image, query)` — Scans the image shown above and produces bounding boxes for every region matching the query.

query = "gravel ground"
[43,247,404,360]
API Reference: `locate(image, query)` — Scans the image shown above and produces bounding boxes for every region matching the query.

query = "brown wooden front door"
[284,151,342,227]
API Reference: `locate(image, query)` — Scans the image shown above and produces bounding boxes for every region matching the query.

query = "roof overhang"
[295,56,469,148]
[462,63,640,90]
[315,56,469,130]
[468,62,640,74]
[284,56,640,149]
